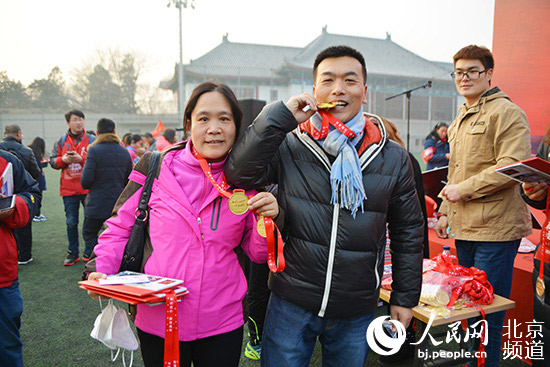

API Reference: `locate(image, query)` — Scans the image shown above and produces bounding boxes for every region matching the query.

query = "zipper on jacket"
[197,217,204,239]
[318,204,339,317]
[374,250,381,290]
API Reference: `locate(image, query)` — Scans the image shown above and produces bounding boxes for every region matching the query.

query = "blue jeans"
[0,283,23,367]
[261,293,375,367]
[455,239,520,367]
[63,195,86,254]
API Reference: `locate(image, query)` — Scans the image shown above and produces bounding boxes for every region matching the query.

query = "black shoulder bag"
[119,152,161,272]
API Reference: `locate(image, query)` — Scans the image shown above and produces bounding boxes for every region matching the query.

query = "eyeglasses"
[450,69,490,81]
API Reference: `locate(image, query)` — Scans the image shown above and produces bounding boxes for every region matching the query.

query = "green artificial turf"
[17,167,526,367]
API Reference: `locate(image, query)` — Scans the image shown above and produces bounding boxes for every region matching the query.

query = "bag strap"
[135,152,161,221]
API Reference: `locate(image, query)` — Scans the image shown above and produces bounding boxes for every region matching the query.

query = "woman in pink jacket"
[86,82,278,367]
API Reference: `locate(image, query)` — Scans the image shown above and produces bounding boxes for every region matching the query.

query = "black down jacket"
[81,133,133,219]
[225,101,424,318]
[0,136,41,180]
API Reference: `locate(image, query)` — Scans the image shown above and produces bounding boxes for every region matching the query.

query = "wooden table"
[379,288,516,366]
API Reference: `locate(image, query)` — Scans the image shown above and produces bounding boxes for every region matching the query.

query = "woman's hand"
[87,272,109,301]
[522,181,548,201]
[248,192,279,218]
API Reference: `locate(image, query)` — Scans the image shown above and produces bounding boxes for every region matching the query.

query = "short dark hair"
[96,118,116,134]
[313,46,367,85]
[65,109,85,123]
[184,82,243,137]
[163,128,177,144]
[453,45,494,70]
[144,132,153,139]
[130,134,142,145]
[4,124,21,135]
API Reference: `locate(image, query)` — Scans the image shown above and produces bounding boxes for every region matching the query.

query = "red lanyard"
[192,146,285,273]
[537,187,550,299]
[264,217,285,273]
[309,110,357,140]
[164,290,179,367]
[191,147,231,199]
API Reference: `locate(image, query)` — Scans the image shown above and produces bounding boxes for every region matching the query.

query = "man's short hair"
[313,45,368,85]
[96,118,116,134]
[453,45,494,70]
[144,132,153,139]
[65,109,85,123]
[130,134,142,145]
[4,124,21,135]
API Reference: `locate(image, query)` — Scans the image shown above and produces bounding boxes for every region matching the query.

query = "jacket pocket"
[481,192,504,224]
[465,124,489,159]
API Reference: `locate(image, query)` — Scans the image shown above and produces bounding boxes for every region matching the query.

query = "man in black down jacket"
[80,118,132,261]
[225,46,424,366]
[0,124,41,264]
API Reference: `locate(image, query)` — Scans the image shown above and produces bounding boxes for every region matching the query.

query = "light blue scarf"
[310,109,367,217]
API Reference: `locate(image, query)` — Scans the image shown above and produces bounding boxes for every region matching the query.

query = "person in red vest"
[50,109,96,266]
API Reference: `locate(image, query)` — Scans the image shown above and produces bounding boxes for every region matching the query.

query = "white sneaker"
[33,214,47,222]
[18,257,33,265]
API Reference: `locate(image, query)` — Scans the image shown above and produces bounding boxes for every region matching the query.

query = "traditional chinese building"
[161,27,460,152]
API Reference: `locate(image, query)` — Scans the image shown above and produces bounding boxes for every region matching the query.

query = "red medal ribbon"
[192,146,231,199]
[164,290,179,367]
[192,146,285,273]
[264,216,285,273]
[538,187,550,287]
[309,110,357,140]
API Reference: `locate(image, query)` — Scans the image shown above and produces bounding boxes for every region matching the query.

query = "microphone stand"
[386,81,432,151]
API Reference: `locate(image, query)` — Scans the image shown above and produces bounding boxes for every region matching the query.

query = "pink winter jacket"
[93,142,267,341]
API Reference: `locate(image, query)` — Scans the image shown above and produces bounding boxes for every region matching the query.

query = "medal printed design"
[256,216,266,237]
[536,277,545,298]
[228,189,249,215]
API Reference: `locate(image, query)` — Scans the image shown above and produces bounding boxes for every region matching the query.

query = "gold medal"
[256,216,266,237]
[536,277,545,297]
[228,190,249,215]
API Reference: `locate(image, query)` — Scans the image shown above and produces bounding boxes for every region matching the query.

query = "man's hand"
[434,215,448,239]
[442,184,462,202]
[248,192,279,218]
[390,305,414,330]
[87,272,109,301]
[285,93,317,124]
[522,181,548,202]
[62,151,83,164]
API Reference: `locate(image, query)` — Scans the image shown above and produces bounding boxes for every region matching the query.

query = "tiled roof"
[160,30,454,88]
[284,30,451,81]
[185,34,301,80]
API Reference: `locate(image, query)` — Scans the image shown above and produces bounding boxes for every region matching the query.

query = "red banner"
[492,0,550,137]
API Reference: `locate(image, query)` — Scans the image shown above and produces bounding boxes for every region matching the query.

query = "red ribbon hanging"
[192,146,285,273]
[309,110,357,140]
[164,290,179,367]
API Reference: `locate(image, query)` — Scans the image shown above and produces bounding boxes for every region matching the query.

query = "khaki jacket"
[440,87,532,241]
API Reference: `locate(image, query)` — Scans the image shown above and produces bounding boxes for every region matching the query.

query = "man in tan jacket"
[434,45,532,367]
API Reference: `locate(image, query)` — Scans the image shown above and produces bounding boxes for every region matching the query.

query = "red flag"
[151,120,165,138]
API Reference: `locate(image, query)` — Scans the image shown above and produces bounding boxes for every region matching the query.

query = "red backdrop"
[492,0,550,138]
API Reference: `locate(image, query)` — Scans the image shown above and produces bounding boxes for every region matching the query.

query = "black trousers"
[244,258,270,344]
[82,216,108,255]
[15,221,32,261]
[136,326,243,367]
